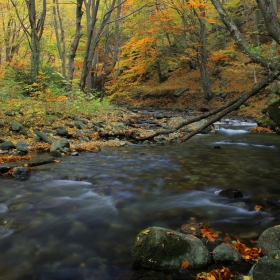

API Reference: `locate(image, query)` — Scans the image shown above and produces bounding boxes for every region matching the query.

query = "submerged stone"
[132,226,210,270]
[0,217,26,232]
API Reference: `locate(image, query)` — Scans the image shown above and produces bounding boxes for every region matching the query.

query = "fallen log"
[123,73,278,143]
[0,158,59,175]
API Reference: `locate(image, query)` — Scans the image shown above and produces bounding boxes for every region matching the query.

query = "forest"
[0,0,279,126]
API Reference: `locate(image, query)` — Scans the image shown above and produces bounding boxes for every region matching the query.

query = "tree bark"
[211,0,279,71]
[256,0,280,45]
[52,0,66,77]
[79,0,118,93]
[197,6,213,100]
[67,0,83,91]
[26,0,46,82]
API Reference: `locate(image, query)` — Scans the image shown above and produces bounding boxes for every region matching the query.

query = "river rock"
[266,100,280,128]
[56,127,69,137]
[4,110,14,116]
[0,217,26,232]
[258,225,280,254]
[174,88,189,97]
[180,223,203,238]
[12,167,31,181]
[74,120,87,130]
[252,250,280,280]
[50,138,70,157]
[212,244,242,263]
[16,141,29,154]
[34,129,53,144]
[132,226,210,270]
[11,121,22,132]
[218,188,244,199]
[1,141,16,150]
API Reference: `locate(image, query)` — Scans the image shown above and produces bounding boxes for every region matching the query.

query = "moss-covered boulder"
[258,225,280,254]
[252,250,280,280]
[267,100,280,127]
[132,227,210,270]
[258,100,280,131]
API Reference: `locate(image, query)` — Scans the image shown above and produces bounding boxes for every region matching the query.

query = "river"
[0,118,279,279]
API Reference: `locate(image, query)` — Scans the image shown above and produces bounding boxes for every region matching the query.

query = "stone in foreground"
[258,225,280,254]
[132,226,210,270]
[252,250,280,280]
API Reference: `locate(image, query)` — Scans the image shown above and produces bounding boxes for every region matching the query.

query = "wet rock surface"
[132,226,211,270]
[252,250,280,280]
[257,225,280,254]
[212,244,242,264]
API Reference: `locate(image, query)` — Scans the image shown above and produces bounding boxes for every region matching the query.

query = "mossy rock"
[252,250,280,280]
[132,226,210,270]
[267,100,280,127]
[259,100,280,130]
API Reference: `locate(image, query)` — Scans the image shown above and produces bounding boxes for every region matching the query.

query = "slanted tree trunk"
[120,72,279,143]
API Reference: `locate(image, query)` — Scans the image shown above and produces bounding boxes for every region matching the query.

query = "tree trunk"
[256,0,280,45]
[25,0,46,82]
[52,0,66,77]
[197,6,213,100]
[211,0,278,71]
[67,0,83,91]
[79,0,117,93]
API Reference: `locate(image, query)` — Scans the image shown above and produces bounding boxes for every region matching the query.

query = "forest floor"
[109,52,273,118]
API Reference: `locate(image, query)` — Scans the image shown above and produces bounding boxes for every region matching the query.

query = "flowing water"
[0,118,280,279]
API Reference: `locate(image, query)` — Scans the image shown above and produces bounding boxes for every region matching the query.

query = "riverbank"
[0,84,276,159]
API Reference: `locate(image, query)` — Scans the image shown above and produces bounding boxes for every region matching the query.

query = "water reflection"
[0,122,279,279]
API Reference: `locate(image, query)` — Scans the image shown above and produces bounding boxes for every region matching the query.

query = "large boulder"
[132,227,210,270]
[259,100,280,131]
[266,100,280,128]
[258,225,280,254]
[252,250,280,280]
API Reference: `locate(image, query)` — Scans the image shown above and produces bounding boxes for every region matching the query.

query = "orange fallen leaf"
[181,260,189,269]
[254,205,263,212]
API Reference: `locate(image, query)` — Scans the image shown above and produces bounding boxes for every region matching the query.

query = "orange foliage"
[225,237,264,262]
[195,267,234,280]
[250,126,275,133]
[0,155,32,163]
[200,223,219,242]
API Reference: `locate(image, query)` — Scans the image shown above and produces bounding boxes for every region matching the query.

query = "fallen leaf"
[181,260,189,269]
[142,229,150,235]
